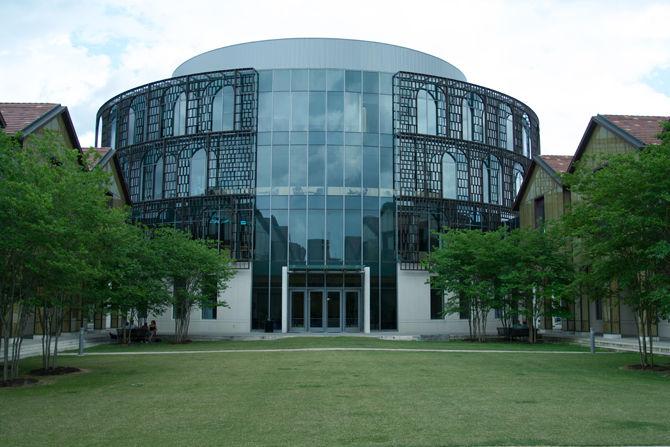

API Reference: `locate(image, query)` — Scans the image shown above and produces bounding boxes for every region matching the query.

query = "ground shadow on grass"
[29,366,82,376]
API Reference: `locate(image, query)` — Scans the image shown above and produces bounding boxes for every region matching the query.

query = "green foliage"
[424,226,573,343]
[561,120,670,367]
[150,227,234,343]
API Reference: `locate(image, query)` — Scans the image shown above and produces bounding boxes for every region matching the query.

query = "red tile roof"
[540,155,572,173]
[601,115,670,146]
[0,103,59,133]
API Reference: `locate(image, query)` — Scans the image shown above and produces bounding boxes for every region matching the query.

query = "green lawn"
[2,337,669,446]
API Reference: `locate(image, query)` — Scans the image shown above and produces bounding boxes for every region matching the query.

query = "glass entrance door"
[290,290,305,330]
[309,290,323,331]
[327,291,341,331]
[344,290,360,331]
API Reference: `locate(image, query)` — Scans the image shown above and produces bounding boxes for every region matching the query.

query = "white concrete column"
[364,266,371,334]
[281,266,288,333]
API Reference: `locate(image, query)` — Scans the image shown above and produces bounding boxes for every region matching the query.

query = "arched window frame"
[212,85,235,132]
[174,92,187,136]
[189,148,207,196]
[416,88,438,135]
[109,107,117,150]
[482,155,502,205]
[513,162,524,197]
[127,107,136,146]
[462,93,485,142]
[522,113,532,158]
[441,153,458,199]
[154,156,164,200]
[498,104,513,151]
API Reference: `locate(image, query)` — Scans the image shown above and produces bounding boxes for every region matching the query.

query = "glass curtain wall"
[252,69,397,330]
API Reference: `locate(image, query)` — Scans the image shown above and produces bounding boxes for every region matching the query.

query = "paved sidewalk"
[62,347,609,356]
[2,331,108,359]
[543,330,670,355]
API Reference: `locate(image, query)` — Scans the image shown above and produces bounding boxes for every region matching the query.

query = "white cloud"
[1,0,669,152]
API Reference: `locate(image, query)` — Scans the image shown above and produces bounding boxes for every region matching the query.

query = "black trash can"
[264,319,274,333]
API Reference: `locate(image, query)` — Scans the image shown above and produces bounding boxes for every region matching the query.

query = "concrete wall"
[396,266,499,335]
[149,267,252,336]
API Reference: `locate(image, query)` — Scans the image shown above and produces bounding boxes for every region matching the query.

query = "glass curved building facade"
[96,38,539,335]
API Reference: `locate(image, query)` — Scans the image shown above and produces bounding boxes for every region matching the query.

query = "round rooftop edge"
[172,38,467,81]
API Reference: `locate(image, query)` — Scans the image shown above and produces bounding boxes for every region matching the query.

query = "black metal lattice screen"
[393,72,535,269]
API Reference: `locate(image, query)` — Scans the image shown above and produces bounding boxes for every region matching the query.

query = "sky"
[1,0,669,155]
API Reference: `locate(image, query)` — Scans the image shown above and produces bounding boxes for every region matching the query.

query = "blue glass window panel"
[308,131,326,144]
[327,92,344,131]
[345,195,361,210]
[258,70,273,92]
[308,209,325,264]
[363,208,379,262]
[289,208,306,264]
[273,70,290,91]
[326,209,343,265]
[291,69,308,91]
[344,209,362,264]
[380,198,395,262]
[257,146,271,188]
[363,133,379,146]
[212,86,234,132]
[309,69,327,91]
[380,94,392,134]
[256,196,271,209]
[344,93,360,132]
[290,195,306,209]
[380,148,393,190]
[290,145,307,188]
[381,133,393,147]
[363,196,378,210]
[258,132,271,145]
[380,72,393,95]
[309,92,326,131]
[362,94,379,133]
[255,209,271,261]
[344,146,362,188]
[308,145,326,189]
[308,195,325,209]
[326,146,343,188]
[290,131,308,144]
[272,145,289,187]
[326,195,342,210]
[273,131,289,144]
[363,71,379,93]
[345,132,362,145]
[291,92,308,131]
[273,92,290,131]
[271,195,288,209]
[326,69,344,91]
[363,146,379,189]
[345,70,361,93]
[327,131,343,145]
[271,210,288,262]
[258,92,272,132]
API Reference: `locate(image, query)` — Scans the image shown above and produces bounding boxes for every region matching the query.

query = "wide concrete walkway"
[543,330,670,355]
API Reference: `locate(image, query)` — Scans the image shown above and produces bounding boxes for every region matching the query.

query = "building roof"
[601,115,668,146]
[511,154,572,211]
[0,102,81,151]
[173,38,467,81]
[539,155,572,174]
[85,147,111,168]
[0,103,59,133]
[568,114,670,173]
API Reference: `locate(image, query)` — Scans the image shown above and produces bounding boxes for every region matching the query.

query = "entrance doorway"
[290,289,361,332]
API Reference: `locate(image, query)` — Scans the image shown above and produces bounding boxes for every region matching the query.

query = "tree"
[561,121,670,367]
[423,228,509,342]
[500,227,574,343]
[150,227,234,343]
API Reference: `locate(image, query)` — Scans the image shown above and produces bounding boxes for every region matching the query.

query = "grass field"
[1,337,669,446]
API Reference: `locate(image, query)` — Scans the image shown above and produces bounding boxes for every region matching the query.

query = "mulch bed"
[29,366,82,376]
[0,377,39,388]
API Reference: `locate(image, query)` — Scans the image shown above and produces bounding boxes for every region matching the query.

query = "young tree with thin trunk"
[561,121,670,367]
